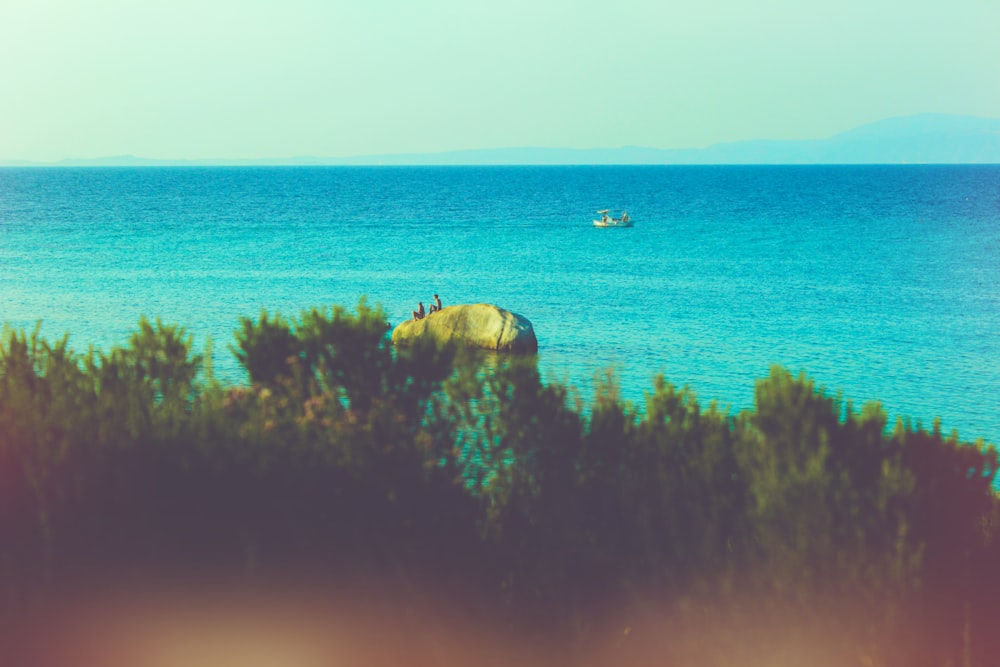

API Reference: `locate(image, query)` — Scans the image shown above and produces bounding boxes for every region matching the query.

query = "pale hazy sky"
[1,0,998,161]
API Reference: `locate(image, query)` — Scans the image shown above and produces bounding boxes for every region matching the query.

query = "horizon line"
[4,162,1000,168]
[4,111,1000,166]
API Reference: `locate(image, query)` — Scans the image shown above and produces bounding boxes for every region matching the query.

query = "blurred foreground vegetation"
[1,300,997,666]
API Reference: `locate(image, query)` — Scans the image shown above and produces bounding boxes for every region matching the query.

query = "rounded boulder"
[392,303,537,354]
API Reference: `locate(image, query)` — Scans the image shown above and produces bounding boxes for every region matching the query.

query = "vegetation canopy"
[0,300,996,666]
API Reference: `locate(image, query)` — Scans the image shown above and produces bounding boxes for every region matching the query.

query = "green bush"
[0,301,996,666]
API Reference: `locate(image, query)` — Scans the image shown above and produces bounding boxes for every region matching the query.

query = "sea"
[1,165,998,446]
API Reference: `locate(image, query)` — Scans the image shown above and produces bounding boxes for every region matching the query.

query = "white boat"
[593,209,633,228]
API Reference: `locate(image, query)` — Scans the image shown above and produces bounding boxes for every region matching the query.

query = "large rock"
[392,303,538,354]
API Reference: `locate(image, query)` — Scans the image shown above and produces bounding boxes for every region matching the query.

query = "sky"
[1,0,998,162]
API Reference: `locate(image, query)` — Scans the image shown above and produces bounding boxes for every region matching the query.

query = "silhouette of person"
[412,302,425,321]
[430,294,442,313]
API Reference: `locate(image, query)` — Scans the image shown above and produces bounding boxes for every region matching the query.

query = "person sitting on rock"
[412,302,425,321]
[428,293,443,314]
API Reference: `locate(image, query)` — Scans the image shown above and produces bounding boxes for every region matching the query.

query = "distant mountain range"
[4,114,999,166]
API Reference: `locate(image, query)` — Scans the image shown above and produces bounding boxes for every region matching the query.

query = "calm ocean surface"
[1,165,998,444]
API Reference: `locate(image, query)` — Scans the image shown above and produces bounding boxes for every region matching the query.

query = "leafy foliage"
[0,302,997,666]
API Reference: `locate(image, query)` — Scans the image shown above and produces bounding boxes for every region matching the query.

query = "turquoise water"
[1,165,998,444]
